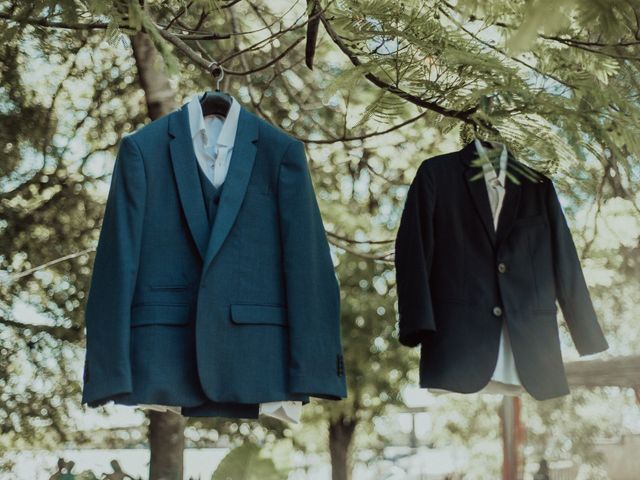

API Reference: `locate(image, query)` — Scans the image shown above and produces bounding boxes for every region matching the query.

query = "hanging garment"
[475,140,523,394]
[81,93,347,418]
[428,140,523,396]
[395,140,608,400]
[135,94,302,423]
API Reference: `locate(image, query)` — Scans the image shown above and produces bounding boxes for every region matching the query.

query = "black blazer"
[395,141,608,400]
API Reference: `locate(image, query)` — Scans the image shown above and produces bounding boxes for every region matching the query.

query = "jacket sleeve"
[395,163,437,347]
[545,179,608,355]
[82,135,146,406]
[277,139,347,400]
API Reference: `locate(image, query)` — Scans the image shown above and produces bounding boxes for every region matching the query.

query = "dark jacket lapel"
[168,104,210,260]
[202,106,259,275]
[460,141,497,246]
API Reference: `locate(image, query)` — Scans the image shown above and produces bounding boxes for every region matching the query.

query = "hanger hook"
[207,61,225,91]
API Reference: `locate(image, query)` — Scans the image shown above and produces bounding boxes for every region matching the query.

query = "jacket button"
[498,262,507,273]
[493,306,503,317]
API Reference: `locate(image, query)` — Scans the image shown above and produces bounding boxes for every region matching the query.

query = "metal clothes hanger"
[199,60,231,118]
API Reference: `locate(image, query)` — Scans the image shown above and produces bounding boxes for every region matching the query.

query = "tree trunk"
[329,416,357,480]
[500,396,524,480]
[148,410,186,480]
[130,31,177,119]
[129,31,184,480]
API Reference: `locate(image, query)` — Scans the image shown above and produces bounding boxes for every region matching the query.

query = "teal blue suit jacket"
[81,100,347,417]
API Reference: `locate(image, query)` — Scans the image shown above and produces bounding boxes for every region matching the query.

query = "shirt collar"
[475,139,508,185]
[187,93,241,148]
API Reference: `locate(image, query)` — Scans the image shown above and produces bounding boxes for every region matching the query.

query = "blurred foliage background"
[1,0,639,479]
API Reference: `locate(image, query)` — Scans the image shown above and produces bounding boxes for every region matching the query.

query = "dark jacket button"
[493,306,503,317]
[498,262,507,273]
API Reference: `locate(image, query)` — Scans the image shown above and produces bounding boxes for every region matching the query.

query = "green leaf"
[212,443,286,480]
[506,0,576,53]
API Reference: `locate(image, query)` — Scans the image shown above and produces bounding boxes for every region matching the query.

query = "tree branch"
[0,11,112,30]
[10,248,95,282]
[328,237,394,262]
[297,111,428,144]
[327,231,394,245]
[318,12,478,122]
[230,36,305,75]
[0,318,79,340]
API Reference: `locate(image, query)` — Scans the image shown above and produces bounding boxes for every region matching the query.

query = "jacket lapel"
[202,106,259,275]
[460,142,497,246]
[168,104,210,260]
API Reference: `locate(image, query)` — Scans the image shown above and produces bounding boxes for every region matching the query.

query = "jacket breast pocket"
[230,304,288,327]
[150,284,190,291]
[130,304,192,327]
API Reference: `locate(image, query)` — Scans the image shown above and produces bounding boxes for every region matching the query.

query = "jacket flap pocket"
[131,304,192,327]
[230,304,287,327]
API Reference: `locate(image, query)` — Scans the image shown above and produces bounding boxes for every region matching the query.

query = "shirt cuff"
[259,401,302,424]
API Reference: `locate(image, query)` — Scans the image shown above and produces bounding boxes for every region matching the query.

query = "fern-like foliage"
[324,0,640,177]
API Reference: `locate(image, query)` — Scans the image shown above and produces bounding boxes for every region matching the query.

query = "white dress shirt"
[431,140,523,396]
[138,94,303,423]
[475,139,523,395]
